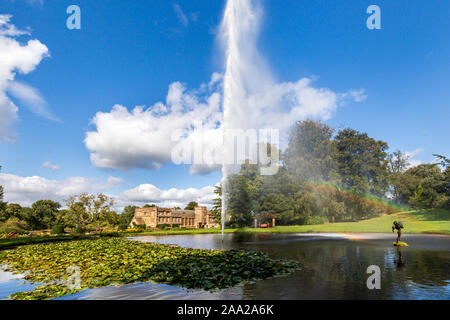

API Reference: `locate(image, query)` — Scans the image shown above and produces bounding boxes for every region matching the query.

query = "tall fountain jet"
[219,0,264,239]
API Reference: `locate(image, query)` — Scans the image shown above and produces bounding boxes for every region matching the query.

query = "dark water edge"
[1,233,449,300]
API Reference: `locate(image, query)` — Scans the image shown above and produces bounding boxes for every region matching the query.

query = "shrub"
[304,216,328,225]
[51,225,65,235]
[0,217,28,234]
[118,224,128,231]
[74,226,84,234]
[156,224,171,230]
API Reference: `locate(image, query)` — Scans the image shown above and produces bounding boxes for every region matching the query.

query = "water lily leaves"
[0,238,300,300]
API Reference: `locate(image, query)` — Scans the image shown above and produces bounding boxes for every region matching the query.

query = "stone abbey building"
[130,206,219,229]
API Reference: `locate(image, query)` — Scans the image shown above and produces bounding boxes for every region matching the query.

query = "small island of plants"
[0,237,301,300]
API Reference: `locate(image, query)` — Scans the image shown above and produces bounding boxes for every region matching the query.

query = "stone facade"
[130,206,218,229]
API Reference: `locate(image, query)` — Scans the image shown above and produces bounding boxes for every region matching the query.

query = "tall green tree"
[121,205,138,226]
[259,193,295,225]
[285,120,337,182]
[388,150,410,202]
[227,174,252,227]
[397,164,446,208]
[65,193,115,229]
[333,128,390,197]
[28,200,61,230]
[4,203,22,221]
[210,185,222,224]
[184,201,199,210]
[0,185,6,219]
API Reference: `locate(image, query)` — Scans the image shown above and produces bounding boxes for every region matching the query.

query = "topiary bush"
[51,225,65,235]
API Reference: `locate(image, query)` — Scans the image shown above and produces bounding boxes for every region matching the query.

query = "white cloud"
[173,3,189,27]
[0,173,215,210]
[0,173,95,206]
[85,76,223,171]
[0,14,50,142]
[7,81,60,122]
[41,160,60,171]
[85,74,363,175]
[84,0,366,175]
[93,176,124,190]
[120,183,216,208]
[405,148,424,168]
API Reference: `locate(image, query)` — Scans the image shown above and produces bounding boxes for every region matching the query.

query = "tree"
[0,185,6,219]
[0,217,28,234]
[258,193,295,225]
[409,184,432,209]
[227,174,252,227]
[333,128,390,198]
[396,164,445,208]
[388,150,410,174]
[433,154,450,169]
[143,204,156,208]
[28,200,61,230]
[0,203,22,223]
[121,205,138,226]
[184,201,198,210]
[433,154,450,207]
[285,120,337,182]
[388,150,411,202]
[103,210,120,227]
[65,193,115,229]
[210,185,222,224]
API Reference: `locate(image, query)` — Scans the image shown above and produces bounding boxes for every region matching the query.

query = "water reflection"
[0,270,39,300]
[127,233,450,300]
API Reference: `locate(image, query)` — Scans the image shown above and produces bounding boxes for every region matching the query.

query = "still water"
[1,233,449,300]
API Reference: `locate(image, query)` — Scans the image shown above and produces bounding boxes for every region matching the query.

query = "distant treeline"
[1,121,449,232]
[0,186,200,234]
[211,120,450,227]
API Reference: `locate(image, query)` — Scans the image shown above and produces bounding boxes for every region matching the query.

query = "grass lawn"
[128,209,450,236]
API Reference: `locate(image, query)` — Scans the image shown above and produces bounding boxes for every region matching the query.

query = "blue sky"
[0,0,449,208]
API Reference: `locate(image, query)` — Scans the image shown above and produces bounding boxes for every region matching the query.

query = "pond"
[1,233,449,300]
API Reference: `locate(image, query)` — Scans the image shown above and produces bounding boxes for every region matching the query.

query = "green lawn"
[128,209,450,236]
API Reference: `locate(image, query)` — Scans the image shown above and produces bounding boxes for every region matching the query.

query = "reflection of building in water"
[130,206,218,229]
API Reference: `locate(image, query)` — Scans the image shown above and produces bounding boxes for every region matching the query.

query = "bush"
[0,217,28,234]
[137,224,147,231]
[74,226,84,234]
[304,216,328,225]
[156,224,171,230]
[51,225,65,235]
[118,224,128,231]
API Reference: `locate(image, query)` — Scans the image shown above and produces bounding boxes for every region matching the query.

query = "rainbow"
[306,180,409,213]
